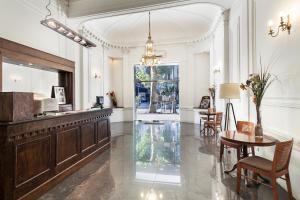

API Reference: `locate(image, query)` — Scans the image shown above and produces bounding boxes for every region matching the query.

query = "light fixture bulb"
[159,193,163,199]
[268,20,274,27]
[80,39,86,45]
[74,35,81,42]
[147,189,158,200]
[58,27,67,33]
[66,31,74,38]
[47,20,57,29]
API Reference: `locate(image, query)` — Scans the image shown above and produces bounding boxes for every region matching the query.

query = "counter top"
[0,108,112,126]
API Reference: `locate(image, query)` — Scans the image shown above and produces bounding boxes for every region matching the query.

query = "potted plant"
[106,91,118,108]
[240,59,276,138]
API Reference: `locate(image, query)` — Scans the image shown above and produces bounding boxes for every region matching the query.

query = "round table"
[220,131,277,173]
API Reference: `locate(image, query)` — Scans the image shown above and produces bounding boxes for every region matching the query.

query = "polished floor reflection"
[39,122,290,200]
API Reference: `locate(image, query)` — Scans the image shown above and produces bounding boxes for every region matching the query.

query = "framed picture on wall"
[199,96,210,109]
[51,86,66,104]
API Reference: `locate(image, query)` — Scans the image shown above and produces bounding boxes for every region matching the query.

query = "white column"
[223,9,230,83]
[247,0,256,121]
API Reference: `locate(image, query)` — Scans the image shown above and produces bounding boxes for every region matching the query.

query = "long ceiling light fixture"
[41,0,96,48]
[140,11,162,67]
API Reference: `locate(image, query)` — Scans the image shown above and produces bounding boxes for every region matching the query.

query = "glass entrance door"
[134,64,179,115]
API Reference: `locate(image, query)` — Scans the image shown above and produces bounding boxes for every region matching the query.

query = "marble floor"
[39,121,291,200]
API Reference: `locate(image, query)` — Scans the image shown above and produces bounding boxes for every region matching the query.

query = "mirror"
[2,58,58,97]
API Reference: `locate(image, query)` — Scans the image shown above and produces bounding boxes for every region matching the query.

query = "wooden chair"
[220,121,255,162]
[199,113,215,134]
[204,112,223,136]
[237,139,293,200]
[199,96,210,131]
[200,108,215,122]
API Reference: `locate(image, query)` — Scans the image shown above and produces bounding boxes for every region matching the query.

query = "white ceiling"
[84,3,222,46]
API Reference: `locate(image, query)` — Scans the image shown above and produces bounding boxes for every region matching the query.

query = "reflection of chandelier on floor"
[140,12,162,67]
[140,188,163,200]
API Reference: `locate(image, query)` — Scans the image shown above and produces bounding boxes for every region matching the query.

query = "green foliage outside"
[135,67,150,82]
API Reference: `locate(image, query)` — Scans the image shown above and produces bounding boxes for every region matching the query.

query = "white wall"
[0,0,86,108]
[0,0,74,60]
[255,0,300,198]
[80,46,105,108]
[193,52,210,108]
[227,0,300,198]
[109,58,124,107]
[209,14,226,116]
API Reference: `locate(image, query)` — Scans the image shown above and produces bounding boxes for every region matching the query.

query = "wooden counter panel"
[0,108,112,200]
[15,136,51,187]
[97,119,109,143]
[56,127,80,166]
[81,122,97,152]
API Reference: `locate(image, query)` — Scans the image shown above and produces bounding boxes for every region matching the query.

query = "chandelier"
[140,188,163,200]
[140,12,162,67]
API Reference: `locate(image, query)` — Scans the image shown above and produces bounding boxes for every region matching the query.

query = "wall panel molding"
[262,98,300,109]
[264,127,300,151]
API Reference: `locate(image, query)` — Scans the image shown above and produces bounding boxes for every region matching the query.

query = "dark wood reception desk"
[0,108,112,200]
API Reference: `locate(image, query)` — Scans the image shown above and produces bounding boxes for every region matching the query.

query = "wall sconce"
[94,73,101,79]
[11,76,22,82]
[213,68,221,74]
[268,12,292,37]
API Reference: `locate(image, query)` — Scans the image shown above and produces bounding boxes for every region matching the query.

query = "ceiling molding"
[82,25,130,50]
[80,9,223,49]
[78,2,225,49]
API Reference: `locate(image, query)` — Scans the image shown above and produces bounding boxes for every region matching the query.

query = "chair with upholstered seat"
[237,139,294,200]
[220,121,255,162]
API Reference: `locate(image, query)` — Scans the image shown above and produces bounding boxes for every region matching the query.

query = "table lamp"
[219,83,240,130]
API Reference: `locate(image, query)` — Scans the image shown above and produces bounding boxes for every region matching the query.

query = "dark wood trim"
[0,51,2,91]
[58,71,75,106]
[0,38,74,72]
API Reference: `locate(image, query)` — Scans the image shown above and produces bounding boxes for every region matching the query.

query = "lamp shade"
[219,83,240,99]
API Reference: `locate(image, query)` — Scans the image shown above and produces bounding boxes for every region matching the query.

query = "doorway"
[134,64,180,121]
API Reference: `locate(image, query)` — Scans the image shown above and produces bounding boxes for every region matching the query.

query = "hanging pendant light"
[40,0,96,48]
[140,12,162,67]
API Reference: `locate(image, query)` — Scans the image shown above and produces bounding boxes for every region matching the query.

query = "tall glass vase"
[212,98,216,112]
[255,106,263,138]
